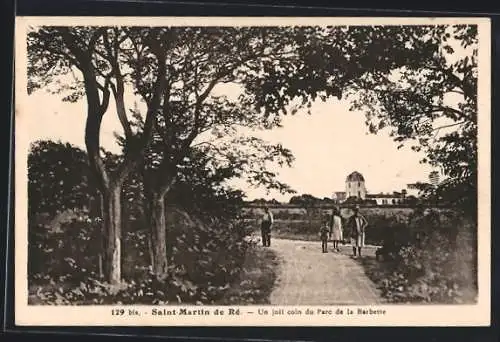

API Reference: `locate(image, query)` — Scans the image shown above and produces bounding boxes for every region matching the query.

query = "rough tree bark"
[101,185,122,283]
[149,194,168,278]
[143,169,177,279]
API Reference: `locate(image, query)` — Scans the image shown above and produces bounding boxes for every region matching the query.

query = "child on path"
[320,218,330,253]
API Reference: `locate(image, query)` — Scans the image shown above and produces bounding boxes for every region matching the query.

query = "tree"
[347,25,478,215]
[119,125,256,277]
[344,196,363,205]
[28,27,170,284]
[119,27,299,276]
[289,194,322,206]
[405,195,419,206]
[118,144,247,268]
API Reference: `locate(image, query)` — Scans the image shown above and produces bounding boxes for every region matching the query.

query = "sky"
[24,87,434,202]
[227,100,433,201]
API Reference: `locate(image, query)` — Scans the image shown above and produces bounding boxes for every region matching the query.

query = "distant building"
[366,192,405,205]
[345,171,367,200]
[332,191,346,203]
[332,171,408,205]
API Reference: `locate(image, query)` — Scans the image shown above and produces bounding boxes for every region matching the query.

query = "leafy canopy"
[347,25,478,212]
[27,25,478,205]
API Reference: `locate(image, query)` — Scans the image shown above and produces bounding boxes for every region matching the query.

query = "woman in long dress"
[330,207,343,252]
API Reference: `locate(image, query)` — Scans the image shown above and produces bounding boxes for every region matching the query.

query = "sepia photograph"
[15,16,490,326]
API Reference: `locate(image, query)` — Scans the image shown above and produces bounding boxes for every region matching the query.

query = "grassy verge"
[218,245,279,305]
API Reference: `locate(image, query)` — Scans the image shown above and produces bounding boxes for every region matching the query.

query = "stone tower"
[345,171,367,199]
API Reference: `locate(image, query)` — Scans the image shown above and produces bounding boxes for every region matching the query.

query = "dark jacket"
[345,214,368,238]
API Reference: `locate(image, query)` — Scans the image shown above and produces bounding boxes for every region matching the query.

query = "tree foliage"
[347,25,478,214]
[28,25,471,202]
[289,194,323,206]
[28,140,246,221]
[28,140,98,218]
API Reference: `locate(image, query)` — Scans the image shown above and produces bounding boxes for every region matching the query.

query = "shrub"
[373,209,477,304]
[28,211,101,286]
[362,214,410,247]
[28,208,254,305]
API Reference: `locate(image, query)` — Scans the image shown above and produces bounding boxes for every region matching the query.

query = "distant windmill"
[428,171,440,187]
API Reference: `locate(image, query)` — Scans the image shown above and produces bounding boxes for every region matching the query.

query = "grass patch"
[271,231,318,242]
[218,245,279,305]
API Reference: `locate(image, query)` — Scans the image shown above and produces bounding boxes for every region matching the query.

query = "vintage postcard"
[14,16,491,326]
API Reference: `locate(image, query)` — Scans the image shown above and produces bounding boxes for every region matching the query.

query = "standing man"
[346,205,368,257]
[260,206,274,247]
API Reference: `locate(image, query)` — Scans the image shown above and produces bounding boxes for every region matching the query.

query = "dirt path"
[267,238,384,305]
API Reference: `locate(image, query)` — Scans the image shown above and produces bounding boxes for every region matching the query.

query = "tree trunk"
[141,170,155,271]
[143,165,177,279]
[98,193,104,278]
[149,193,168,279]
[101,185,122,285]
[145,209,155,271]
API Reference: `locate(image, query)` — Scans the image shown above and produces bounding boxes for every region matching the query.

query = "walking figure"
[320,218,330,253]
[346,205,368,258]
[260,206,274,247]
